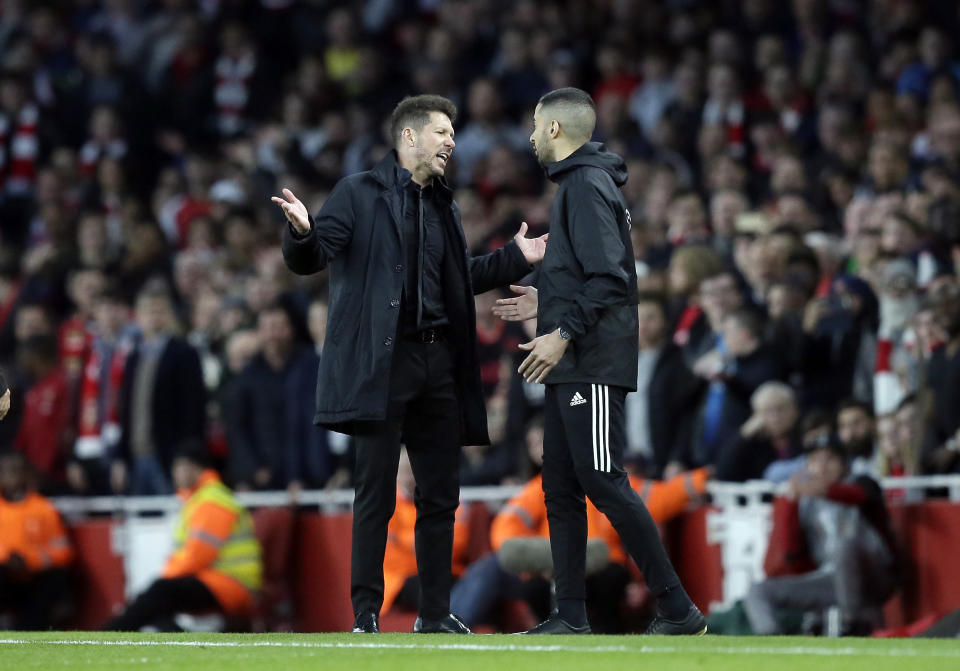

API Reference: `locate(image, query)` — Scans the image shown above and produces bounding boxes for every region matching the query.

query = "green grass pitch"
[2,632,959,671]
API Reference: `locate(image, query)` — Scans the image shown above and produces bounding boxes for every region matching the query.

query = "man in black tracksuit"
[274,95,544,634]
[515,88,705,635]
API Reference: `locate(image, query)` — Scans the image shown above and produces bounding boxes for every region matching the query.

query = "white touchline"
[0,639,958,658]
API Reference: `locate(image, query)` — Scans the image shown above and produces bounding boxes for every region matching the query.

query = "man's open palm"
[271,188,311,234]
[514,221,548,264]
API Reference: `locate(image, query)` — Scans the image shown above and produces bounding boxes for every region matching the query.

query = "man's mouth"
[436,151,450,167]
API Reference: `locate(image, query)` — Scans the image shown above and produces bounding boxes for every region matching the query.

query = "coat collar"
[371,149,454,203]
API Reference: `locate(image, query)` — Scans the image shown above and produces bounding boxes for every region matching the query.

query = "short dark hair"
[636,291,668,316]
[837,398,874,419]
[388,95,457,147]
[173,438,211,469]
[537,87,597,142]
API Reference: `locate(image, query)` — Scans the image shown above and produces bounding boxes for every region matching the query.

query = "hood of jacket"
[543,141,628,186]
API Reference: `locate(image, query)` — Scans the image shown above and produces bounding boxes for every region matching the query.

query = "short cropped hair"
[537,87,597,142]
[388,95,458,148]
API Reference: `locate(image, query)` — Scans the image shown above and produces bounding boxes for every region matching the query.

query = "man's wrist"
[556,326,571,341]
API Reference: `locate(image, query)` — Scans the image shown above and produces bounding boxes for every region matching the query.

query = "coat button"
[394,264,403,272]
[383,337,393,347]
[390,298,400,308]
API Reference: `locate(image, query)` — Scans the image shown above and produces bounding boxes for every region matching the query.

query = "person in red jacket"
[744,441,899,636]
[0,451,75,629]
[14,335,72,492]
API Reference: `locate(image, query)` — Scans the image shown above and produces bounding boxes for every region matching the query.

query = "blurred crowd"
[0,0,959,504]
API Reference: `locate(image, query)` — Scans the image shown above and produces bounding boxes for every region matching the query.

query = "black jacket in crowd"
[281,150,531,445]
[646,342,703,477]
[535,142,638,390]
[116,336,206,474]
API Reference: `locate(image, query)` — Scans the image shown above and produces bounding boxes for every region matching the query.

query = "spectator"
[921,282,960,474]
[835,399,878,477]
[624,293,701,478]
[673,307,783,475]
[113,286,205,495]
[13,335,70,493]
[225,303,327,490]
[103,443,262,631]
[744,441,898,636]
[0,451,74,630]
[452,77,530,186]
[716,381,803,483]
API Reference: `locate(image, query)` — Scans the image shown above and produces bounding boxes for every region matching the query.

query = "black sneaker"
[521,616,592,635]
[413,613,472,634]
[351,611,380,633]
[644,606,707,635]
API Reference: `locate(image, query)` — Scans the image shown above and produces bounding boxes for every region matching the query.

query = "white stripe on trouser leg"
[591,384,598,470]
[597,384,607,472]
[603,385,611,473]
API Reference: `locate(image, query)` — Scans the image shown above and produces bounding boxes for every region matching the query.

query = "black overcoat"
[282,151,530,445]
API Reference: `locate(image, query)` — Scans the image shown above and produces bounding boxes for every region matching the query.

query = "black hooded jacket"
[536,142,638,390]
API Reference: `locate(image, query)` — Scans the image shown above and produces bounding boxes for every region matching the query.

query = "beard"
[533,131,554,165]
[415,145,443,180]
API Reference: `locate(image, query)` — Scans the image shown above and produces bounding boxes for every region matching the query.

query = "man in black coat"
[512,88,705,636]
[626,293,702,478]
[273,94,544,634]
[114,286,206,495]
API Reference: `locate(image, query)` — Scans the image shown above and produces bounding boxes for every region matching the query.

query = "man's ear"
[549,120,560,139]
[402,127,416,147]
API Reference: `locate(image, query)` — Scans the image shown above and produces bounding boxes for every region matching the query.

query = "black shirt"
[400,171,448,335]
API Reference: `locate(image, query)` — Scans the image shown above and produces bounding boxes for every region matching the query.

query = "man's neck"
[551,140,583,163]
[398,153,432,187]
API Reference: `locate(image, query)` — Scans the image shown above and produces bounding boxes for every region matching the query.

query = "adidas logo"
[569,392,587,406]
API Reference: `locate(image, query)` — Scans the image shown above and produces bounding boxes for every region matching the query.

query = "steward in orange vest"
[103,443,262,631]
[0,451,75,629]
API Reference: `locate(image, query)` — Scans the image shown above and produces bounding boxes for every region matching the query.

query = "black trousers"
[0,567,73,630]
[351,336,461,621]
[542,383,683,603]
[102,576,219,631]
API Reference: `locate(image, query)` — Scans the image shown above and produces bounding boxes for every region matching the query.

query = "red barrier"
[63,501,960,632]
[69,519,126,629]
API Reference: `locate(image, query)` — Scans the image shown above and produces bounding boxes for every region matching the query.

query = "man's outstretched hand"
[271,188,311,235]
[514,221,548,264]
[493,285,538,321]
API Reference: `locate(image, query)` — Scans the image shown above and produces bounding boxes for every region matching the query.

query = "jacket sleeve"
[224,373,260,486]
[177,342,206,442]
[634,468,708,523]
[554,181,632,338]
[163,501,238,578]
[490,479,546,551]
[281,180,356,275]
[468,241,532,295]
[0,369,6,395]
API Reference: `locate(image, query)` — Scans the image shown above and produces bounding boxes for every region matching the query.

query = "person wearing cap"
[743,440,899,636]
[103,442,262,631]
